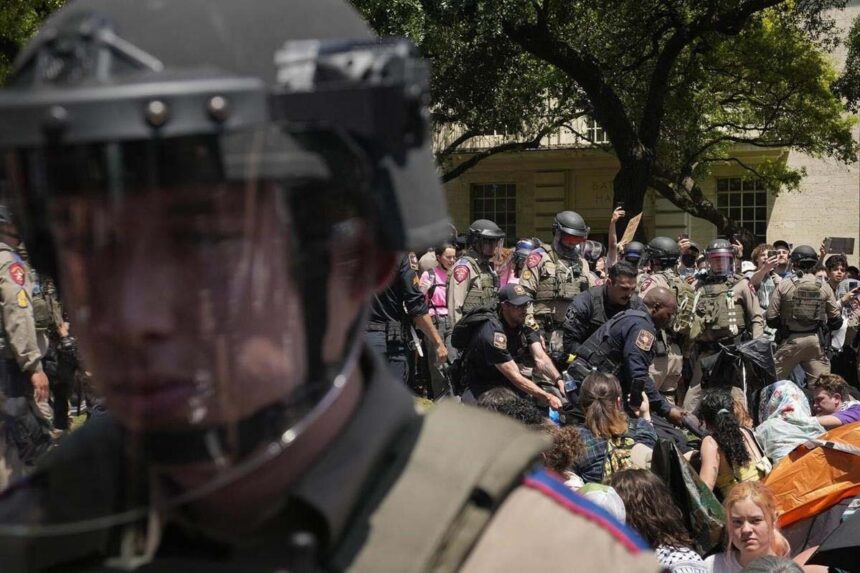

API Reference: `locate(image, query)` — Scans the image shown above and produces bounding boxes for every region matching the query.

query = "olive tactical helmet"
[0,0,450,542]
[791,245,819,269]
[646,236,681,268]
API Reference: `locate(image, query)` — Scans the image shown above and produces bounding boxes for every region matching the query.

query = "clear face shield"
[476,236,504,259]
[708,252,735,277]
[0,31,448,557]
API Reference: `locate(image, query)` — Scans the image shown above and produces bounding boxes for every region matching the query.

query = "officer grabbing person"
[519,210,594,364]
[0,1,658,570]
[561,261,642,360]
[447,219,504,326]
[461,284,564,409]
[684,239,764,411]
[640,237,697,405]
[367,253,447,394]
[567,287,687,431]
[766,245,842,385]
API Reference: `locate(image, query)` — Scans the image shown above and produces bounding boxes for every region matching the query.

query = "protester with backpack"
[571,372,657,484]
[454,284,563,408]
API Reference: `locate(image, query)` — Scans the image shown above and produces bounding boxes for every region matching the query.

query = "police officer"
[622,241,646,266]
[447,219,504,326]
[561,261,641,359]
[463,284,564,408]
[684,238,764,412]
[568,287,686,427]
[640,237,695,404]
[766,245,842,385]
[0,1,658,571]
[367,253,447,392]
[520,211,594,360]
[0,208,51,485]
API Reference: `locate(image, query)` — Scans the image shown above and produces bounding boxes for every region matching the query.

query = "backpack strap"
[346,402,549,573]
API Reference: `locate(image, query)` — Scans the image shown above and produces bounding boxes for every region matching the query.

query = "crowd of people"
[384,205,860,572]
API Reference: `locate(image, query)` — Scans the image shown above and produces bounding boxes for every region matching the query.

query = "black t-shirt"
[466,317,542,398]
[368,254,428,324]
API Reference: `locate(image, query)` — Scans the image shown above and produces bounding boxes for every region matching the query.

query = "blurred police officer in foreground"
[0,0,657,571]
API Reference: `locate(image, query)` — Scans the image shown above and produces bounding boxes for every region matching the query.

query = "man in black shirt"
[367,253,447,387]
[465,284,563,408]
[562,261,641,359]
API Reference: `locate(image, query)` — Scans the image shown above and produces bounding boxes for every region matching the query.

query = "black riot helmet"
[706,238,735,277]
[791,245,819,270]
[468,219,505,258]
[0,0,450,543]
[552,210,590,259]
[645,237,680,269]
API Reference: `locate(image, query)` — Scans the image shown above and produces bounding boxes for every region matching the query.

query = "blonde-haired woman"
[704,482,790,572]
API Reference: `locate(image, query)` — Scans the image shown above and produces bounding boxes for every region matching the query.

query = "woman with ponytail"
[572,372,656,483]
[699,388,769,499]
[705,482,792,572]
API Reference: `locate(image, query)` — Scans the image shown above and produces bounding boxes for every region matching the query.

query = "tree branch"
[440,127,554,183]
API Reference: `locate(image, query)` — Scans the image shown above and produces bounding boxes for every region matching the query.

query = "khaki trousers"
[774,332,829,386]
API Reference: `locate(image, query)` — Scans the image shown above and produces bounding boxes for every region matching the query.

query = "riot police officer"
[0,1,657,570]
[766,245,842,385]
[684,239,764,411]
[447,219,504,326]
[640,237,696,404]
[462,284,564,408]
[568,287,686,427]
[561,261,642,359]
[520,210,594,360]
[622,241,646,266]
[367,253,447,392]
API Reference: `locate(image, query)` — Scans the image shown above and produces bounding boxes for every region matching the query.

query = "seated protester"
[698,389,769,500]
[705,482,791,573]
[811,373,860,429]
[755,381,824,465]
[463,284,563,409]
[572,373,656,484]
[741,556,803,573]
[610,469,707,573]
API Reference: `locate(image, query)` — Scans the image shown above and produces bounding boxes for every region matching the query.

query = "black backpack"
[447,306,500,394]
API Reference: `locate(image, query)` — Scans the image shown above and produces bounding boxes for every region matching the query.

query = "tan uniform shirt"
[766,273,840,331]
[447,250,495,326]
[0,243,42,374]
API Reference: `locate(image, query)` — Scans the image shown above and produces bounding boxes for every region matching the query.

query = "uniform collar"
[288,346,420,549]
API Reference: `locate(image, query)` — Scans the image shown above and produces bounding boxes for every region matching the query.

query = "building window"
[586,118,609,144]
[716,178,768,238]
[471,183,516,243]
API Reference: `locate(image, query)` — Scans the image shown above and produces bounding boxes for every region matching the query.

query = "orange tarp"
[764,422,860,528]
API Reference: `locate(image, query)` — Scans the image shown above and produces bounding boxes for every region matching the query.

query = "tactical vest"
[694,279,746,340]
[588,286,609,331]
[30,271,54,332]
[782,276,825,329]
[460,255,499,314]
[658,270,697,339]
[534,248,589,303]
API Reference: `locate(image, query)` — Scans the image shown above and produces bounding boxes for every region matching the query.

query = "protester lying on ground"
[811,373,860,429]
[705,482,791,573]
[610,469,707,573]
[572,372,656,484]
[754,381,825,464]
[698,388,769,499]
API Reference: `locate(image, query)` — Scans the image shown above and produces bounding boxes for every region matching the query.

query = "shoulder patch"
[16,289,28,308]
[634,329,654,352]
[412,274,420,287]
[521,269,533,281]
[408,252,419,271]
[523,470,649,553]
[525,316,539,331]
[526,251,542,269]
[640,277,653,292]
[453,265,470,284]
[493,332,508,350]
[8,263,25,286]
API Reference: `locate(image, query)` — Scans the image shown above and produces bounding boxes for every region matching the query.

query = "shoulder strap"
[346,402,549,573]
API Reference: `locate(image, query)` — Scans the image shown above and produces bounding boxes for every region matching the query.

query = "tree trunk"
[612,159,652,242]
